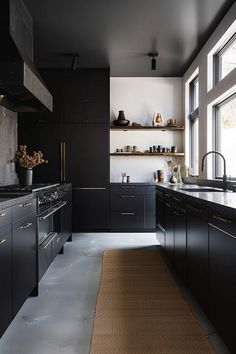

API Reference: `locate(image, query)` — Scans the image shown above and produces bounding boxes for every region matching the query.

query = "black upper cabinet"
[62,123,109,186]
[18,122,62,183]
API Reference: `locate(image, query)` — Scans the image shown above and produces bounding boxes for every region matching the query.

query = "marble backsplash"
[0,107,18,185]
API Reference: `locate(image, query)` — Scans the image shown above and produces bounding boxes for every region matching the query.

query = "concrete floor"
[0,232,230,354]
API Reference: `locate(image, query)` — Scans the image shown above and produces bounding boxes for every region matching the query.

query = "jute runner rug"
[89,249,215,354]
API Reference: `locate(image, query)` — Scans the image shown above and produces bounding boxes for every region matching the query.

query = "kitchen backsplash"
[0,107,18,185]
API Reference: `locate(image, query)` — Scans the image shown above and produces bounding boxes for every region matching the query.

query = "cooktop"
[0,183,60,193]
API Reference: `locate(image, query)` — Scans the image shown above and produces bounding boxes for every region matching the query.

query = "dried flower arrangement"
[11,145,48,169]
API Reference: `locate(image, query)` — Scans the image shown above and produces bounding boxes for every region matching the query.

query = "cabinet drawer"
[110,185,147,194]
[12,198,36,222]
[209,209,236,236]
[111,211,144,229]
[110,194,143,211]
[0,207,11,228]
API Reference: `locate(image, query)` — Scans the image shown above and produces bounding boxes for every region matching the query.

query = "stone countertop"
[0,193,35,210]
[110,182,156,186]
[155,183,236,212]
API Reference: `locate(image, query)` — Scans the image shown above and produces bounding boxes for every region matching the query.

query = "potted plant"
[11,145,48,185]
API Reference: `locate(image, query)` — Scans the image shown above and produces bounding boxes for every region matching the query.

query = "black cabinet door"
[186,205,209,313]
[12,214,37,316]
[18,122,62,183]
[174,209,187,283]
[0,226,12,338]
[72,188,109,231]
[82,69,109,102]
[209,224,236,353]
[63,123,109,187]
[164,202,175,262]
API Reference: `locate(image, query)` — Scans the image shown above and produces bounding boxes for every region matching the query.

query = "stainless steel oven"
[37,187,67,280]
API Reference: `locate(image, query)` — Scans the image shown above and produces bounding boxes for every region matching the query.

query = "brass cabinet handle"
[120,212,135,215]
[0,239,6,246]
[213,215,232,224]
[74,187,107,190]
[186,204,202,214]
[19,202,32,208]
[20,222,32,229]
[0,213,6,217]
[120,195,136,198]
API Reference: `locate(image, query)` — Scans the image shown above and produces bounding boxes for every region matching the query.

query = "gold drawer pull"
[0,213,6,217]
[0,239,6,245]
[19,202,32,208]
[20,222,32,229]
[120,212,135,216]
[213,215,232,224]
[120,195,136,198]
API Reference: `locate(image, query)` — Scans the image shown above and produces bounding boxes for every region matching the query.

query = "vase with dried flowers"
[11,145,48,185]
[166,158,183,184]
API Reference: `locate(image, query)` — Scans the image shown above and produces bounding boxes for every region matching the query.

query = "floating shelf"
[110,126,184,131]
[110,152,185,157]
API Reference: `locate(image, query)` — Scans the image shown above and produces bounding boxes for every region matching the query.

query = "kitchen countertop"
[155,183,236,212]
[0,193,35,210]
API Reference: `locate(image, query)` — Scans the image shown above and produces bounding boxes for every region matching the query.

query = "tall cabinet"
[18,68,110,231]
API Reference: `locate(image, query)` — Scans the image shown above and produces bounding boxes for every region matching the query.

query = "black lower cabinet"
[12,214,37,316]
[209,223,236,353]
[174,207,187,283]
[164,200,175,262]
[73,188,109,231]
[0,225,12,337]
[110,185,155,231]
[186,203,209,314]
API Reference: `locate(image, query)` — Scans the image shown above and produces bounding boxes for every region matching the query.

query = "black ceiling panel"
[23,0,236,76]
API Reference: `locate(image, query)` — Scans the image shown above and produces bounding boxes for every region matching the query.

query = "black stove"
[0,183,60,194]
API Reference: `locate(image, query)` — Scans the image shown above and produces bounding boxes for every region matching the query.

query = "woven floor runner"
[89,249,215,354]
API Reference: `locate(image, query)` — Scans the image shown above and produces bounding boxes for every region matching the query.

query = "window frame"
[189,75,199,176]
[214,32,236,84]
[214,93,236,179]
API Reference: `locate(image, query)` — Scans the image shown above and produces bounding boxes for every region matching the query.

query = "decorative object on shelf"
[153,112,163,126]
[169,173,177,184]
[132,145,138,153]
[157,170,164,183]
[126,176,130,183]
[171,146,177,153]
[132,122,142,127]
[121,171,128,183]
[11,145,48,185]
[113,110,130,126]
[167,118,177,127]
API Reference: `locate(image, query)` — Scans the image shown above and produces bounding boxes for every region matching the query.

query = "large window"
[189,76,199,176]
[214,33,236,83]
[214,94,236,178]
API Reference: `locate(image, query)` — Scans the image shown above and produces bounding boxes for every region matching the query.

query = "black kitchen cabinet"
[60,185,72,243]
[62,123,109,187]
[18,121,62,183]
[0,224,12,337]
[18,68,110,231]
[164,196,175,262]
[186,202,209,313]
[73,188,109,231]
[209,210,236,354]
[12,212,37,316]
[110,184,155,231]
[173,205,187,283]
[156,190,165,247]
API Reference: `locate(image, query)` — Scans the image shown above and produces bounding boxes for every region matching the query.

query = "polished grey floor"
[0,232,230,354]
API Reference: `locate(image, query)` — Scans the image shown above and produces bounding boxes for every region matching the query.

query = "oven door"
[37,201,67,280]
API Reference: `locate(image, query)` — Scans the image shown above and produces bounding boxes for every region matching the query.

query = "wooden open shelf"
[110,152,185,157]
[110,125,184,131]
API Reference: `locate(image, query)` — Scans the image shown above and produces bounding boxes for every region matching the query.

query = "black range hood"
[0,0,53,112]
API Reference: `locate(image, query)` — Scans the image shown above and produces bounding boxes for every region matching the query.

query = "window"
[214,33,236,83]
[214,94,236,178]
[189,76,199,176]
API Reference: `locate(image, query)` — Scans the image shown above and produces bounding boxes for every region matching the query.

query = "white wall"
[183,3,236,179]
[110,77,183,182]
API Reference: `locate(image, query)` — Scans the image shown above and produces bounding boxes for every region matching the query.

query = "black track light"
[148,52,158,70]
[71,53,79,71]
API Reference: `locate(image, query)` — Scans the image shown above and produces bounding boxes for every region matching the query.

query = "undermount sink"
[178,187,223,192]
